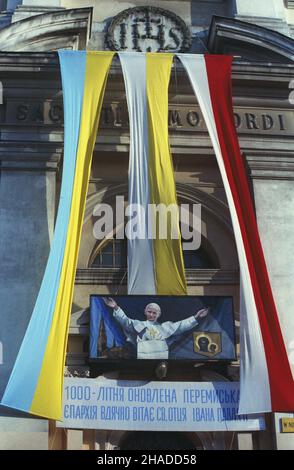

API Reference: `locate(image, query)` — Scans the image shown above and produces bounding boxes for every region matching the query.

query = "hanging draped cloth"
[177,53,294,414]
[119,52,187,295]
[1,51,114,420]
[2,51,293,420]
[119,52,156,294]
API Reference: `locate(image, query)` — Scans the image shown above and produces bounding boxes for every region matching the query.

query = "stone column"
[0,145,59,448]
[247,152,294,450]
[0,148,58,397]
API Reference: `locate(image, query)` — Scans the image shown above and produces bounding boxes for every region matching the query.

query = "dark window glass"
[92,239,127,268]
[92,236,216,269]
[182,244,215,269]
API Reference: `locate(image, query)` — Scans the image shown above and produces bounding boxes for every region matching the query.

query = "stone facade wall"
[0,0,293,451]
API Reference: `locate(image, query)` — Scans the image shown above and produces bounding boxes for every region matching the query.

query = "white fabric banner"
[119,52,156,295]
[177,54,271,414]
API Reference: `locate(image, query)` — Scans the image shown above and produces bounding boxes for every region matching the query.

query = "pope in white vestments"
[103,298,209,359]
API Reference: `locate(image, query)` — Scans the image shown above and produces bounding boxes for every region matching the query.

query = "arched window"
[182,244,217,269]
[90,237,218,269]
[91,239,127,268]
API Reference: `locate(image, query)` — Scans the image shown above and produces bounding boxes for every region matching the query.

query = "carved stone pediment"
[0,7,92,51]
[208,15,294,62]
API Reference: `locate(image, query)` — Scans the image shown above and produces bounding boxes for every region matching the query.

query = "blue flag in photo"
[89,297,126,358]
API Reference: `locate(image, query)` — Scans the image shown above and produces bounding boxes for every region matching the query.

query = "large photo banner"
[89,295,236,361]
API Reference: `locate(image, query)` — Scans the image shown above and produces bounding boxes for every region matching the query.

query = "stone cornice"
[0,53,294,174]
[244,151,294,180]
[0,52,293,82]
[286,1,294,9]
[208,15,294,62]
[0,142,62,170]
[75,268,239,286]
[0,8,92,52]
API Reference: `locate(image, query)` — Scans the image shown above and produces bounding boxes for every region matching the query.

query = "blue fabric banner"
[1,51,86,413]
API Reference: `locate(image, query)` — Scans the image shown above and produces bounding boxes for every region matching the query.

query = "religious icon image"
[193,332,222,358]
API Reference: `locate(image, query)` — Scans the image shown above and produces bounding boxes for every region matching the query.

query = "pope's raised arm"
[113,306,138,333]
[103,298,136,333]
[163,307,210,337]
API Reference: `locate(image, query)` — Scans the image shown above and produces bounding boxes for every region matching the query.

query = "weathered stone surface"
[0,7,92,51]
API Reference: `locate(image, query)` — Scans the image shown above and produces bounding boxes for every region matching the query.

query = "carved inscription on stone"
[98,103,291,136]
[106,6,191,53]
[7,100,63,125]
[5,101,293,136]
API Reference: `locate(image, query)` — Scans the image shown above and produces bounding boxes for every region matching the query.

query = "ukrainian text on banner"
[58,377,265,431]
[1,51,114,420]
[177,53,294,414]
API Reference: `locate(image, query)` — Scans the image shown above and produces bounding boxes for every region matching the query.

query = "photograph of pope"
[103,297,209,359]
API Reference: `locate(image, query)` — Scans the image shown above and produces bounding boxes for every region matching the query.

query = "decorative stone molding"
[11,5,65,24]
[235,15,290,37]
[75,268,239,286]
[0,53,293,161]
[208,15,294,61]
[75,267,127,285]
[82,182,233,236]
[186,269,239,285]
[286,1,294,9]
[0,142,62,171]
[245,152,294,180]
[0,7,92,51]
[176,183,234,232]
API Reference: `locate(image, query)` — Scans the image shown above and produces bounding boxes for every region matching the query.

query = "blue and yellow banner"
[1,51,114,420]
[2,51,188,420]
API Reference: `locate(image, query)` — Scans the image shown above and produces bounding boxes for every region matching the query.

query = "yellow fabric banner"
[30,52,114,419]
[147,53,187,295]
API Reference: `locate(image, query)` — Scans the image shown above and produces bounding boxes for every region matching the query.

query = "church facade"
[0,0,293,450]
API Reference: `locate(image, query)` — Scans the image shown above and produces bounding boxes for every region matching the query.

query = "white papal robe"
[113,307,198,359]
